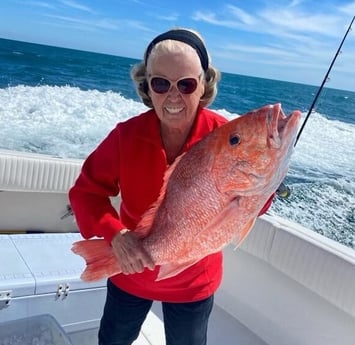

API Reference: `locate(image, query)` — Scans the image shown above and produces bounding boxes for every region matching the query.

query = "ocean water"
[0,38,354,249]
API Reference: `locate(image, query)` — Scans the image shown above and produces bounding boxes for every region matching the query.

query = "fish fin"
[155,217,256,281]
[72,239,121,282]
[231,218,257,249]
[156,259,199,281]
[196,198,257,248]
[200,198,242,234]
[72,239,111,263]
[136,153,186,236]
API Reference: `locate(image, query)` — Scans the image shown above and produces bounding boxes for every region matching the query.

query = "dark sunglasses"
[148,76,200,94]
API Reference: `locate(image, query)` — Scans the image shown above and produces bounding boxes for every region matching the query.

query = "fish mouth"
[267,103,301,148]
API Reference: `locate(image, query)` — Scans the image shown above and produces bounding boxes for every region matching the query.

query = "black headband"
[144,29,209,71]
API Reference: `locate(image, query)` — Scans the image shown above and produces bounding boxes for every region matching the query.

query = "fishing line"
[294,15,355,147]
[277,15,354,198]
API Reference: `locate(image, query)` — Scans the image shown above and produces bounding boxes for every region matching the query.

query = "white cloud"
[259,8,342,37]
[43,14,152,33]
[192,3,354,66]
[21,1,56,9]
[222,43,297,58]
[192,2,353,39]
[338,1,355,14]
[227,5,255,25]
[59,0,95,14]
[154,12,179,21]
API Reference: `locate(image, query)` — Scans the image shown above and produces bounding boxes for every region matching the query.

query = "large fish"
[72,103,301,281]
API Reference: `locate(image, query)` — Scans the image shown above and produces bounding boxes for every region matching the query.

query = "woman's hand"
[111,230,155,274]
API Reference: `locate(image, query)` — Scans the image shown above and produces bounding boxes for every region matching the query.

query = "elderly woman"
[69,28,271,345]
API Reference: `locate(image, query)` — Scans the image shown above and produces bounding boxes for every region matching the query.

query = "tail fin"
[71,239,122,282]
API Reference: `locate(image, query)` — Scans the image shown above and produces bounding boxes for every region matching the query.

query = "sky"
[1,0,355,91]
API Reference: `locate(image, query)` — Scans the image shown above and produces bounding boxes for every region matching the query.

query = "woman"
[69,28,272,345]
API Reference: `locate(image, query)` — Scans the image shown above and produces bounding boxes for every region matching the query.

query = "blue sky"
[1,0,355,91]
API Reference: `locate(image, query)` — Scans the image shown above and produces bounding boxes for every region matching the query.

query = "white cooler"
[0,233,107,340]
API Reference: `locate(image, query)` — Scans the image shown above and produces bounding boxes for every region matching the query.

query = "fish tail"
[72,239,122,282]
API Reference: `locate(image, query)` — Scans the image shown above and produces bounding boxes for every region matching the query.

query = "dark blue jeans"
[98,279,214,345]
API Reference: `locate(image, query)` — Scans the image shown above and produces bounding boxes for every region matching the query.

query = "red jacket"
[69,107,273,302]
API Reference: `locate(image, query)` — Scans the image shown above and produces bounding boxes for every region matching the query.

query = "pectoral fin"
[156,259,199,281]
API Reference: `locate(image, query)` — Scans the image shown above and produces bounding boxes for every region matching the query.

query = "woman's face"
[146,44,205,132]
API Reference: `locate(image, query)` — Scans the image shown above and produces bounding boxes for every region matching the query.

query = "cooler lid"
[10,233,106,295]
[0,235,35,297]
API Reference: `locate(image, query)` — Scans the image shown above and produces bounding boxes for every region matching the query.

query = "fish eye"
[229,133,241,146]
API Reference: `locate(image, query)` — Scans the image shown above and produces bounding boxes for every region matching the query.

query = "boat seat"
[0,150,121,233]
[0,149,82,193]
[216,215,355,345]
[242,215,355,318]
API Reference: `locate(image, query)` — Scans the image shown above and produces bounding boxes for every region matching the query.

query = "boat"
[0,148,354,345]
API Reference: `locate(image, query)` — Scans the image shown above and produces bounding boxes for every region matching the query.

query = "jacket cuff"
[98,215,126,245]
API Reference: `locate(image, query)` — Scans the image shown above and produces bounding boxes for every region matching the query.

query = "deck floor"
[207,304,268,345]
[69,302,267,345]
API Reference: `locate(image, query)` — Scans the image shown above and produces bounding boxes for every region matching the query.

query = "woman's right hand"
[111,230,155,274]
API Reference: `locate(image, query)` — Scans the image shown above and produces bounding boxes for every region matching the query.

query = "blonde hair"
[130,28,221,108]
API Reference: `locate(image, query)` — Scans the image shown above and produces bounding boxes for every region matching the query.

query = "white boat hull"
[0,149,354,344]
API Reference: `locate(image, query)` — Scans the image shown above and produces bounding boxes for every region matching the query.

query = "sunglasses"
[148,75,200,94]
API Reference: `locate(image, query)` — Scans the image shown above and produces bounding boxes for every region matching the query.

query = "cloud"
[258,8,343,37]
[154,12,180,21]
[222,42,297,58]
[227,5,255,25]
[21,1,56,10]
[338,1,355,14]
[59,0,95,14]
[40,14,100,33]
[43,13,153,33]
[192,2,351,39]
[192,10,242,29]
[192,2,354,71]
[125,20,155,32]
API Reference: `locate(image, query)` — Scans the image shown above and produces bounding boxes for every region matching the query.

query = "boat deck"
[68,302,267,345]
[207,304,267,345]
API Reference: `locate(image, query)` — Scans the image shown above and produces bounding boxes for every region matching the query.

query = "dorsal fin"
[136,152,186,237]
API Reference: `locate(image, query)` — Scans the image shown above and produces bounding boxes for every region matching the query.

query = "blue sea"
[0,38,354,249]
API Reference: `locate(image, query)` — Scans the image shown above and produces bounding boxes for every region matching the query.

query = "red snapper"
[72,103,301,281]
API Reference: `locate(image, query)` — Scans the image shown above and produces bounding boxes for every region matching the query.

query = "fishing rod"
[277,15,354,198]
[294,15,355,147]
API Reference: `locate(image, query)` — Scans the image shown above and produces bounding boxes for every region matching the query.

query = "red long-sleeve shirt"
[69,107,273,302]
